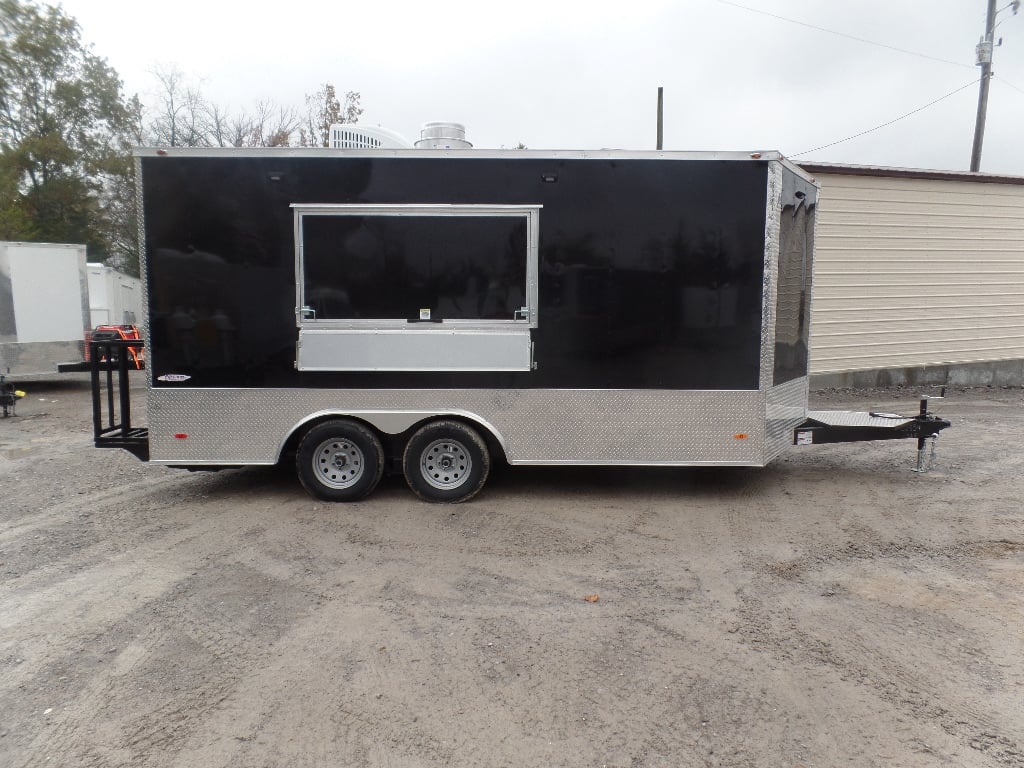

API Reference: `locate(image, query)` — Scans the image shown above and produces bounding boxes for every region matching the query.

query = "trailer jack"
[794,390,951,472]
[1,376,25,418]
[913,433,939,473]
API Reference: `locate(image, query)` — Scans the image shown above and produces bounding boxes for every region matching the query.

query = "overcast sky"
[57,0,1024,175]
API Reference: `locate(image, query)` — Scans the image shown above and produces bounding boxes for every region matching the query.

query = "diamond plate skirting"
[759,161,783,391]
[807,410,913,429]
[0,340,85,377]
[148,387,781,467]
[765,377,810,462]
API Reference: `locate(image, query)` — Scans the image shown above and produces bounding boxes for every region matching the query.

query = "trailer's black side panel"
[142,156,769,390]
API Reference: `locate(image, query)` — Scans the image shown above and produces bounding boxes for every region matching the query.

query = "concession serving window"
[293,204,541,372]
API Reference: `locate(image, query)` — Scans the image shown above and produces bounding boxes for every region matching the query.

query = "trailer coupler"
[794,393,951,472]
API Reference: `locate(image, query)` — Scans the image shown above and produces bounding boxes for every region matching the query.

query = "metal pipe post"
[656,87,664,150]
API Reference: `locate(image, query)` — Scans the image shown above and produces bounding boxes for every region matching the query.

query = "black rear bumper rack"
[90,339,149,461]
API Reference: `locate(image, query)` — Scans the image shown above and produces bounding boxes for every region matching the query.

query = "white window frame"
[293,204,540,330]
[291,203,541,372]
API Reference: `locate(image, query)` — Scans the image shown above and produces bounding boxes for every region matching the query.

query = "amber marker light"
[733,433,749,440]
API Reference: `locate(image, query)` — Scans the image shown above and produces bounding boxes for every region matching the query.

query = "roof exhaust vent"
[414,121,473,149]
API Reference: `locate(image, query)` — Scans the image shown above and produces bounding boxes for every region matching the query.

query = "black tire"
[402,420,490,503]
[295,419,385,502]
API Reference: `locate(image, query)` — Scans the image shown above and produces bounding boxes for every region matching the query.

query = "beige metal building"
[798,163,1024,387]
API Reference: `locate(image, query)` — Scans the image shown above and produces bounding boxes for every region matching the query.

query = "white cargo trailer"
[87,263,142,328]
[0,241,90,377]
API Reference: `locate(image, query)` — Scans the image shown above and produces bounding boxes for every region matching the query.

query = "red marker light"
[174,433,188,439]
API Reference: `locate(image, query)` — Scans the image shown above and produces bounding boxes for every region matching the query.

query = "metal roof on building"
[796,161,1024,186]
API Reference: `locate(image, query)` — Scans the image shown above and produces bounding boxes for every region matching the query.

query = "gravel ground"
[0,374,1021,767]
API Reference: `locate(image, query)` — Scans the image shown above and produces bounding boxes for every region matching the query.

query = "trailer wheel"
[296,419,384,502]
[403,420,490,503]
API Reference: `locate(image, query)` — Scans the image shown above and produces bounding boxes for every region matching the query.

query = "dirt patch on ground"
[1,377,1022,767]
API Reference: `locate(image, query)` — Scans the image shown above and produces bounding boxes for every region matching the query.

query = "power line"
[718,0,975,69]
[995,73,1024,94]
[791,79,981,157]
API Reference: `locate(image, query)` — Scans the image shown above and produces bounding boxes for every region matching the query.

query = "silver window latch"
[299,306,316,319]
[514,307,529,320]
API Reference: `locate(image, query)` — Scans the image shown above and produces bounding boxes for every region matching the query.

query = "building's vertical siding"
[809,172,1024,375]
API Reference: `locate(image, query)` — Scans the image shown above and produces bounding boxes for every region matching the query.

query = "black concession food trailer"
[91,148,949,502]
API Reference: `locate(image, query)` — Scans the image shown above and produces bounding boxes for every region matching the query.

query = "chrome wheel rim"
[313,438,365,489]
[419,438,472,490]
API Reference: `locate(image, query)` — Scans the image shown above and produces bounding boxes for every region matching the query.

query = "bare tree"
[301,84,362,147]
[341,90,362,124]
[204,101,234,147]
[244,101,302,147]
[142,66,305,148]
[147,65,209,147]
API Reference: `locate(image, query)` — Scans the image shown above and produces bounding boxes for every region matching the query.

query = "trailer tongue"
[794,395,952,471]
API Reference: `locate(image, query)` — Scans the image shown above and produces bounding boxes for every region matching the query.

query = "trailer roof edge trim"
[0,240,88,249]
[133,146,783,163]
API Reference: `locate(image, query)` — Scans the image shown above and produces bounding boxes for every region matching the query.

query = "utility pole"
[970,0,998,171]
[656,87,664,150]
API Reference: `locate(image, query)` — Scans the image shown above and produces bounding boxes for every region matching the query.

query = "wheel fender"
[276,409,508,463]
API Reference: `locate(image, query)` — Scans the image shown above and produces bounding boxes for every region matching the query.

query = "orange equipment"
[92,325,145,369]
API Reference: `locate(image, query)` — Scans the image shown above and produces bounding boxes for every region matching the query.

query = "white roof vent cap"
[414,121,472,149]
